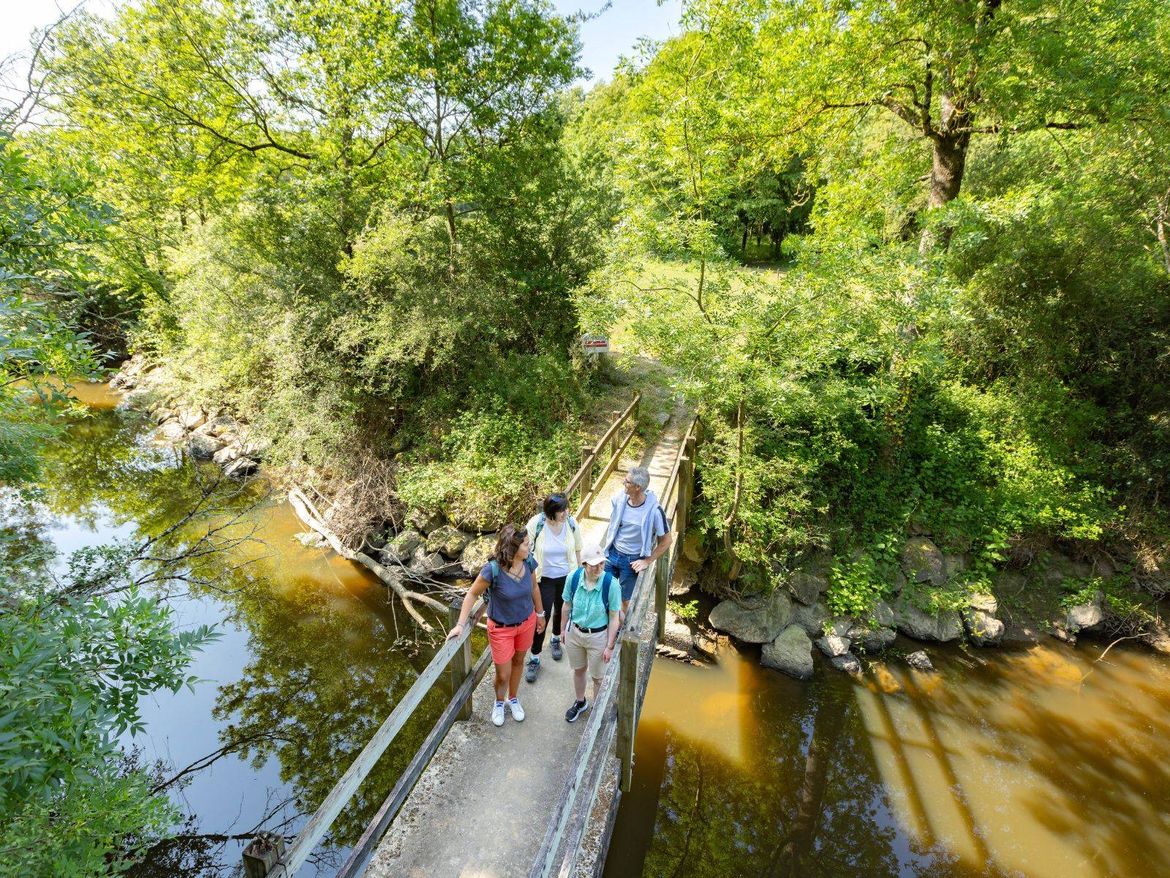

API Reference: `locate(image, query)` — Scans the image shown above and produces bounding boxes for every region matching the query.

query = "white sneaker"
[491,701,505,727]
[508,697,525,722]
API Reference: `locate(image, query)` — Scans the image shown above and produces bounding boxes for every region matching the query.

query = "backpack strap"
[567,567,584,603]
[600,571,614,611]
[533,513,546,544]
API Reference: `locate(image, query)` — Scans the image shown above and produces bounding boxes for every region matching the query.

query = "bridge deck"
[365,420,683,878]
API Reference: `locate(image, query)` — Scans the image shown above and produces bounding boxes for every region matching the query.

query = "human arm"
[631,531,672,573]
[446,574,490,639]
[603,610,619,662]
[561,602,572,637]
[531,566,546,634]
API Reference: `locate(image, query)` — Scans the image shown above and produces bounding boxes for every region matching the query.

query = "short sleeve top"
[479,555,538,625]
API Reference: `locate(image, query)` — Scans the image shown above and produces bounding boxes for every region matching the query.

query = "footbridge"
[243,394,699,878]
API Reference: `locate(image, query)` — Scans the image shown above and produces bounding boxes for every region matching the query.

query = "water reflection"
[3,390,447,876]
[608,642,1170,878]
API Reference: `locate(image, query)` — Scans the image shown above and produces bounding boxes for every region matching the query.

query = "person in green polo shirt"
[560,542,622,723]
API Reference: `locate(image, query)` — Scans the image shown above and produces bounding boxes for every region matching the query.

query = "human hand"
[603,646,613,663]
[446,623,464,640]
[535,616,546,634]
[631,558,651,573]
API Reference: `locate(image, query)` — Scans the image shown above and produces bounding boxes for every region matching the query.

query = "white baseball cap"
[582,542,605,565]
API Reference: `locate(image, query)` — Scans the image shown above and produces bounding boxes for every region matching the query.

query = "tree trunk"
[919,94,972,253]
[1156,188,1170,277]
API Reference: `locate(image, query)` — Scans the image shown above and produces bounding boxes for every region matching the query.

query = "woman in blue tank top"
[447,525,546,727]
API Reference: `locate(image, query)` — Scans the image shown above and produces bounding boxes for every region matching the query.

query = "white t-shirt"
[615,499,653,556]
[540,521,573,578]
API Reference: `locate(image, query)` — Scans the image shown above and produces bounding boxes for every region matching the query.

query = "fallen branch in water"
[288,486,447,632]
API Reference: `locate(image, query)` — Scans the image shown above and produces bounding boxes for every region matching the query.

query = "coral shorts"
[486,613,537,664]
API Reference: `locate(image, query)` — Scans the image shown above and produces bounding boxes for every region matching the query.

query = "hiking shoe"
[565,699,589,723]
[491,701,505,727]
[525,656,540,683]
[508,697,525,722]
[550,637,563,661]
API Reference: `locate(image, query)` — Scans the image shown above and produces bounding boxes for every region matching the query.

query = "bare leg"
[508,652,525,699]
[494,662,510,702]
[573,667,588,701]
[591,676,603,702]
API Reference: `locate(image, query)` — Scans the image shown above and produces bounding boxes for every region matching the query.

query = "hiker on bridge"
[561,542,622,722]
[446,524,545,727]
[524,493,583,683]
[602,464,672,617]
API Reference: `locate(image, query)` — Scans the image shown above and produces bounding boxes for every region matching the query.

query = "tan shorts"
[565,625,609,679]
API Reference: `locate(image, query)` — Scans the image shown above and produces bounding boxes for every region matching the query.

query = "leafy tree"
[689,0,1170,248]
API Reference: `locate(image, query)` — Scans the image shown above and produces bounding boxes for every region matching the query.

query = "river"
[605,631,1170,877]
[10,386,1170,878]
[5,385,445,876]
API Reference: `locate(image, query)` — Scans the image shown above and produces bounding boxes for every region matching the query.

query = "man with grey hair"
[601,464,672,617]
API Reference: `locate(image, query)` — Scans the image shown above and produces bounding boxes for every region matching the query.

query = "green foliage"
[397,352,586,529]
[0,583,217,877]
[668,599,699,620]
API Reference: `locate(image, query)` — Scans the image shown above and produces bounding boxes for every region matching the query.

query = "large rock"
[1066,596,1105,634]
[662,615,695,654]
[213,444,242,466]
[383,529,425,564]
[962,608,1005,646]
[408,508,445,535]
[788,570,829,606]
[682,531,707,565]
[905,650,934,672]
[815,634,851,658]
[852,625,897,654]
[790,600,829,637]
[901,537,946,586]
[187,433,225,461]
[408,546,446,576]
[426,525,472,559]
[761,624,814,680]
[460,534,497,576]
[199,414,239,438]
[967,592,998,615]
[224,457,258,479]
[709,589,793,644]
[872,599,896,628]
[830,653,863,675]
[893,594,963,642]
[177,406,207,431]
[155,420,187,444]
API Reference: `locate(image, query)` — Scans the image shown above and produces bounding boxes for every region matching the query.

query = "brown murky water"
[606,639,1170,878]
[4,385,450,877]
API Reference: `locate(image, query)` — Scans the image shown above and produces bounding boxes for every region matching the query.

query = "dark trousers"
[531,575,566,656]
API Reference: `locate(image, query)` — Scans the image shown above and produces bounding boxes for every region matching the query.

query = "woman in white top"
[524,493,583,681]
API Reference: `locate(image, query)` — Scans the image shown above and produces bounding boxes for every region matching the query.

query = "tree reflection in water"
[610,641,1170,878]
[9,402,448,877]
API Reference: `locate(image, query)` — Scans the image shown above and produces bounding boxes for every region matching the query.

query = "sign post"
[581,334,610,355]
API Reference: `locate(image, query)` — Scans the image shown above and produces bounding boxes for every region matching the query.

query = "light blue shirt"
[562,569,621,629]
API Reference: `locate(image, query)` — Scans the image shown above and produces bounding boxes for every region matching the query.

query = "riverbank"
[682,531,1170,682]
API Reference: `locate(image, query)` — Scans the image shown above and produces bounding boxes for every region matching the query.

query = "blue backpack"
[483,555,537,604]
[565,566,616,611]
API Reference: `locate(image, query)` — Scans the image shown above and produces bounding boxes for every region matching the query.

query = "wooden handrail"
[243,600,486,878]
[530,414,698,878]
[564,392,640,499]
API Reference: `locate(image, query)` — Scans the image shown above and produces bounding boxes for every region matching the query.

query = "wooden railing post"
[450,598,474,721]
[242,832,285,878]
[615,636,639,792]
[654,551,670,641]
[610,410,621,460]
[580,443,595,515]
